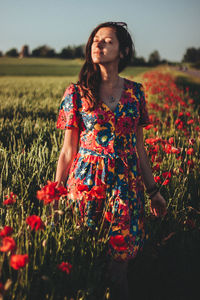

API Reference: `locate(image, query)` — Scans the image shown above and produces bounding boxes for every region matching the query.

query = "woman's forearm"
[137,146,155,190]
[55,150,75,186]
[137,144,167,217]
[53,150,75,211]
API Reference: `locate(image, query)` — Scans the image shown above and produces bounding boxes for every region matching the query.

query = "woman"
[55,22,167,300]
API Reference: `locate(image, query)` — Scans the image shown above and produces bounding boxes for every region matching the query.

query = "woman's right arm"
[55,127,79,187]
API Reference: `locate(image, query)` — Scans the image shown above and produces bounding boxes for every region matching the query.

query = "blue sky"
[0,0,200,62]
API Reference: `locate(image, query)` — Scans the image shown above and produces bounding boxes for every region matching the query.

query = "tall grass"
[0,66,200,299]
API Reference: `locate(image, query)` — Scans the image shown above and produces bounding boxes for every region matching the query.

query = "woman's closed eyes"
[93,38,113,44]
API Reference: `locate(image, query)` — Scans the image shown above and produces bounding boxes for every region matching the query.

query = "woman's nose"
[96,40,104,49]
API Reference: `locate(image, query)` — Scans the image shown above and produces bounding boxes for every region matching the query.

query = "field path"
[170,66,200,79]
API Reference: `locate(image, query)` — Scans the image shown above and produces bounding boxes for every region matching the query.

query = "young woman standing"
[55,22,167,300]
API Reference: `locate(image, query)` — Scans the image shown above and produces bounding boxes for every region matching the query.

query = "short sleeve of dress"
[137,83,151,127]
[56,83,80,130]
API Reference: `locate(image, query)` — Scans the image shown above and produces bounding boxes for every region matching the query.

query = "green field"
[0,57,152,77]
[0,60,200,299]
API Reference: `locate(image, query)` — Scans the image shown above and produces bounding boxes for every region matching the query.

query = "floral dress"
[56,78,151,262]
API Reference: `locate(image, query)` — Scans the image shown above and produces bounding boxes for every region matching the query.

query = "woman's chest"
[79,97,140,133]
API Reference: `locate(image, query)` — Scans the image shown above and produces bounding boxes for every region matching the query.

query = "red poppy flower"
[90,185,106,199]
[154,176,161,183]
[0,237,16,252]
[37,181,68,204]
[187,148,194,155]
[57,262,72,274]
[164,104,169,110]
[186,112,191,117]
[175,118,181,125]
[3,192,17,205]
[188,98,194,104]
[162,179,170,185]
[105,212,114,223]
[189,98,195,105]
[26,215,45,231]
[109,235,128,252]
[37,181,59,203]
[57,186,68,197]
[81,185,106,202]
[187,119,194,125]
[0,226,13,238]
[171,147,181,154]
[77,185,89,192]
[168,137,174,144]
[177,121,184,130]
[144,124,153,130]
[145,137,161,145]
[162,171,171,179]
[10,254,29,270]
[164,144,172,154]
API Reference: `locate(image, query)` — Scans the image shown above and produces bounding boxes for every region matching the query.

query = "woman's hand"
[150,192,167,217]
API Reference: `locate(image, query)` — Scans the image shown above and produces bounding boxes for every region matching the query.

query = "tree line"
[0,44,199,67]
[0,45,167,66]
[182,47,200,69]
[0,45,85,60]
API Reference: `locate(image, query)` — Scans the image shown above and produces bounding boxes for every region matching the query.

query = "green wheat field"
[0,57,200,300]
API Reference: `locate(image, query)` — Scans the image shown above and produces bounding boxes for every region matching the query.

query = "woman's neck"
[99,64,119,88]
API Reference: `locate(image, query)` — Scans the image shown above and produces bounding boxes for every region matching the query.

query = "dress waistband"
[78,147,135,167]
[79,147,114,159]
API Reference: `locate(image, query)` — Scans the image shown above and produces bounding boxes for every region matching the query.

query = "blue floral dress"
[56,78,151,261]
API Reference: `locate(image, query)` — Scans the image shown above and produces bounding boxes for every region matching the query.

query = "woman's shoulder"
[64,82,79,94]
[61,82,81,101]
[123,77,143,91]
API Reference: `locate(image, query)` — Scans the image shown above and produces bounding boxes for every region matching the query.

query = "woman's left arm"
[136,126,167,217]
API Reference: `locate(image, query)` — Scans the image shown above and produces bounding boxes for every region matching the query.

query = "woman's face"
[91,27,120,65]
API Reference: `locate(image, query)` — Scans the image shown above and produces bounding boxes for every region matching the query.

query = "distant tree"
[74,45,85,58]
[5,48,19,57]
[160,59,168,64]
[132,56,147,66]
[19,45,30,58]
[31,47,40,57]
[59,45,85,59]
[148,50,161,65]
[46,48,56,58]
[32,45,56,57]
[0,51,3,57]
[192,61,200,69]
[182,47,200,63]
[59,46,75,59]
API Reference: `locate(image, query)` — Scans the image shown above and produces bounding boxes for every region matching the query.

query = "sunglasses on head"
[106,22,128,29]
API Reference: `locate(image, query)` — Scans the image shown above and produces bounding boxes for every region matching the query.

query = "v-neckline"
[100,78,127,114]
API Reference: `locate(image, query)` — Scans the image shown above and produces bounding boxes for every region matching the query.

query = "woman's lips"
[93,51,103,55]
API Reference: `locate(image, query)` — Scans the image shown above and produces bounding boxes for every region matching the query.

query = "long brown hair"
[78,22,135,110]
